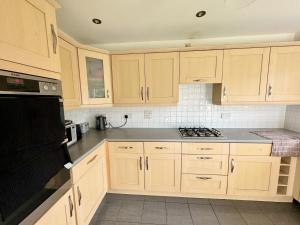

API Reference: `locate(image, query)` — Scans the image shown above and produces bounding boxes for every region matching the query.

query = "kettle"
[96,115,108,130]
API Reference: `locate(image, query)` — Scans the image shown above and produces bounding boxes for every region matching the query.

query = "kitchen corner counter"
[67,128,299,164]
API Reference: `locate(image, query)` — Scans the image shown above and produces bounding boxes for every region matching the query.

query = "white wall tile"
[65,84,287,128]
[284,105,300,132]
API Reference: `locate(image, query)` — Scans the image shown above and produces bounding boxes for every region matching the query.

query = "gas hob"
[178,127,223,138]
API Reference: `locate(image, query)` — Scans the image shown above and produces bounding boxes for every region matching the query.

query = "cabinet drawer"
[181,174,227,195]
[109,142,143,154]
[182,155,228,175]
[230,143,272,156]
[144,142,181,154]
[182,143,229,155]
[71,143,106,183]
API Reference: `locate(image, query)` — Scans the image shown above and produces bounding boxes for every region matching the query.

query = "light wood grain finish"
[34,189,76,225]
[145,52,179,104]
[180,50,223,83]
[228,156,280,196]
[78,48,112,105]
[267,46,300,102]
[181,174,227,195]
[112,54,145,104]
[182,143,229,155]
[109,142,144,154]
[59,38,81,108]
[182,155,228,175]
[0,0,60,73]
[145,153,181,192]
[230,143,272,156]
[109,152,144,191]
[144,142,181,154]
[221,48,270,103]
[293,157,300,202]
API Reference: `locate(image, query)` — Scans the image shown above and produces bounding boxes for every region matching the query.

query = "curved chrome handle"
[146,156,149,170]
[223,86,227,98]
[196,177,212,180]
[231,158,235,173]
[51,24,57,54]
[146,87,149,100]
[106,89,110,98]
[139,156,142,170]
[268,85,272,97]
[196,157,213,160]
[118,146,133,149]
[193,79,207,82]
[77,186,82,206]
[68,195,74,217]
[141,87,144,101]
[155,146,168,150]
[87,155,98,165]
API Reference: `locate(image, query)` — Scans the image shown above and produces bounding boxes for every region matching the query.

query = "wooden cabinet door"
[293,158,300,202]
[78,49,112,105]
[34,189,76,225]
[222,48,270,103]
[59,38,81,109]
[112,54,145,104]
[267,46,300,102]
[0,0,60,73]
[180,50,223,83]
[228,156,280,197]
[144,153,181,192]
[74,152,106,225]
[145,52,179,104]
[109,153,144,191]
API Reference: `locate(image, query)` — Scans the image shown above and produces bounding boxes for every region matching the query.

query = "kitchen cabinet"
[0,0,61,75]
[72,145,107,225]
[34,188,76,225]
[59,38,81,109]
[180,50,223,83]
[228,155,280,197]
[78,49,112,105]
[109,142,144,191]
[293,158,300,202]
[144,142,181,192]
[112,54,145,104]
[266,46,300,103]
[213,48,270,104]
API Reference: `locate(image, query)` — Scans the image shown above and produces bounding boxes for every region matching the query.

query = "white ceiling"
[57,0,300,48]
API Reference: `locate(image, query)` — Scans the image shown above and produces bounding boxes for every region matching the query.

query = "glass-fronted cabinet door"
[78,49,112,105]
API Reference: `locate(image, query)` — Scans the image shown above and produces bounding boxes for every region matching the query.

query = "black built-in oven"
[0,70,71,225]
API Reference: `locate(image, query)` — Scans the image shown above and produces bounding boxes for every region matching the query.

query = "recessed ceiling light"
[196,11,206,18]
[92,18,102,24]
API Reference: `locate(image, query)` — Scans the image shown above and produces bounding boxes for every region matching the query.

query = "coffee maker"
[96,115,108,130]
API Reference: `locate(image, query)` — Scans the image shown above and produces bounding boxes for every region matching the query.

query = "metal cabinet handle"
[146,156,149,170]
[87,155,98,165]
[68,195,74,217]
[196,156,213,160]
[196,177,212,180]
[268,84,272,97]
[155,146,168,149]
[51,24,57,54]
[231,158,235,173]
[106,90,110,98]
[193,79,206,82]
[197,147,213,151]
[139,156,142,170]
[77,186,82,206]
[146,87,149,100]
[223,86,227,98]
[118,146,133,149]
[141,87,144,101]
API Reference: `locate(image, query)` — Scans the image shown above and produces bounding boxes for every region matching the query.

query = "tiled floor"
[90,194,300,225]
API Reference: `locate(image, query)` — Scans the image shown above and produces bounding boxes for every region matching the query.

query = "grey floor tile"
[144,195,166,202]
[108,194,145,201]
[213,205,247,225]
[231,200,262,209]
[115,222,140,225]
[91,221,115,225]
[166,203,192,225]
[165,197,188,204]
[237,207,273,225]
[265,210,300,225]
[117,200,144,223]
[188,198,210,205]
[167,215,193,225]
[189,204,220,225]
[142,201,167,224]
[210,199,234,206]
[98,201,122,221]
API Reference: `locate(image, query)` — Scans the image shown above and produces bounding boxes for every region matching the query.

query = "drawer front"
[182,143,229,155]
[71,143,106,183]
[230,143,272,156]
[144,142,181,154]
[182,155,228,175]
[181,174,227,195]
[109,142,143,154]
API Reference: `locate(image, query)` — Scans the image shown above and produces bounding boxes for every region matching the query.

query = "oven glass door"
[0,95,70,225]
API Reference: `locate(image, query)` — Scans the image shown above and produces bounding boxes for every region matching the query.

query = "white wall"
[65,84,286,129]
[284,105,300,132]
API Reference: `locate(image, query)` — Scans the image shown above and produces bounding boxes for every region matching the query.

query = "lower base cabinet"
[34,189,76,225]
[228,156,281,196]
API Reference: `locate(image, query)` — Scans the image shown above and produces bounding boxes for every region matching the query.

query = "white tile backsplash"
[284,105,300,132]
[65,84,287,128]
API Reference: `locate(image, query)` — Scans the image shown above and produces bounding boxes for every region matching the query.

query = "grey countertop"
[68,128,296,164]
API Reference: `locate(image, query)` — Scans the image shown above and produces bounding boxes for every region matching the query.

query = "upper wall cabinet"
[266,46,300,103]
[78,49,112,105]
[213,48,270,104]
[112,54,145,104]
[145,52,179,104]
[59,38,81,109]
[0,0,60,75]
[180,50,223,83]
